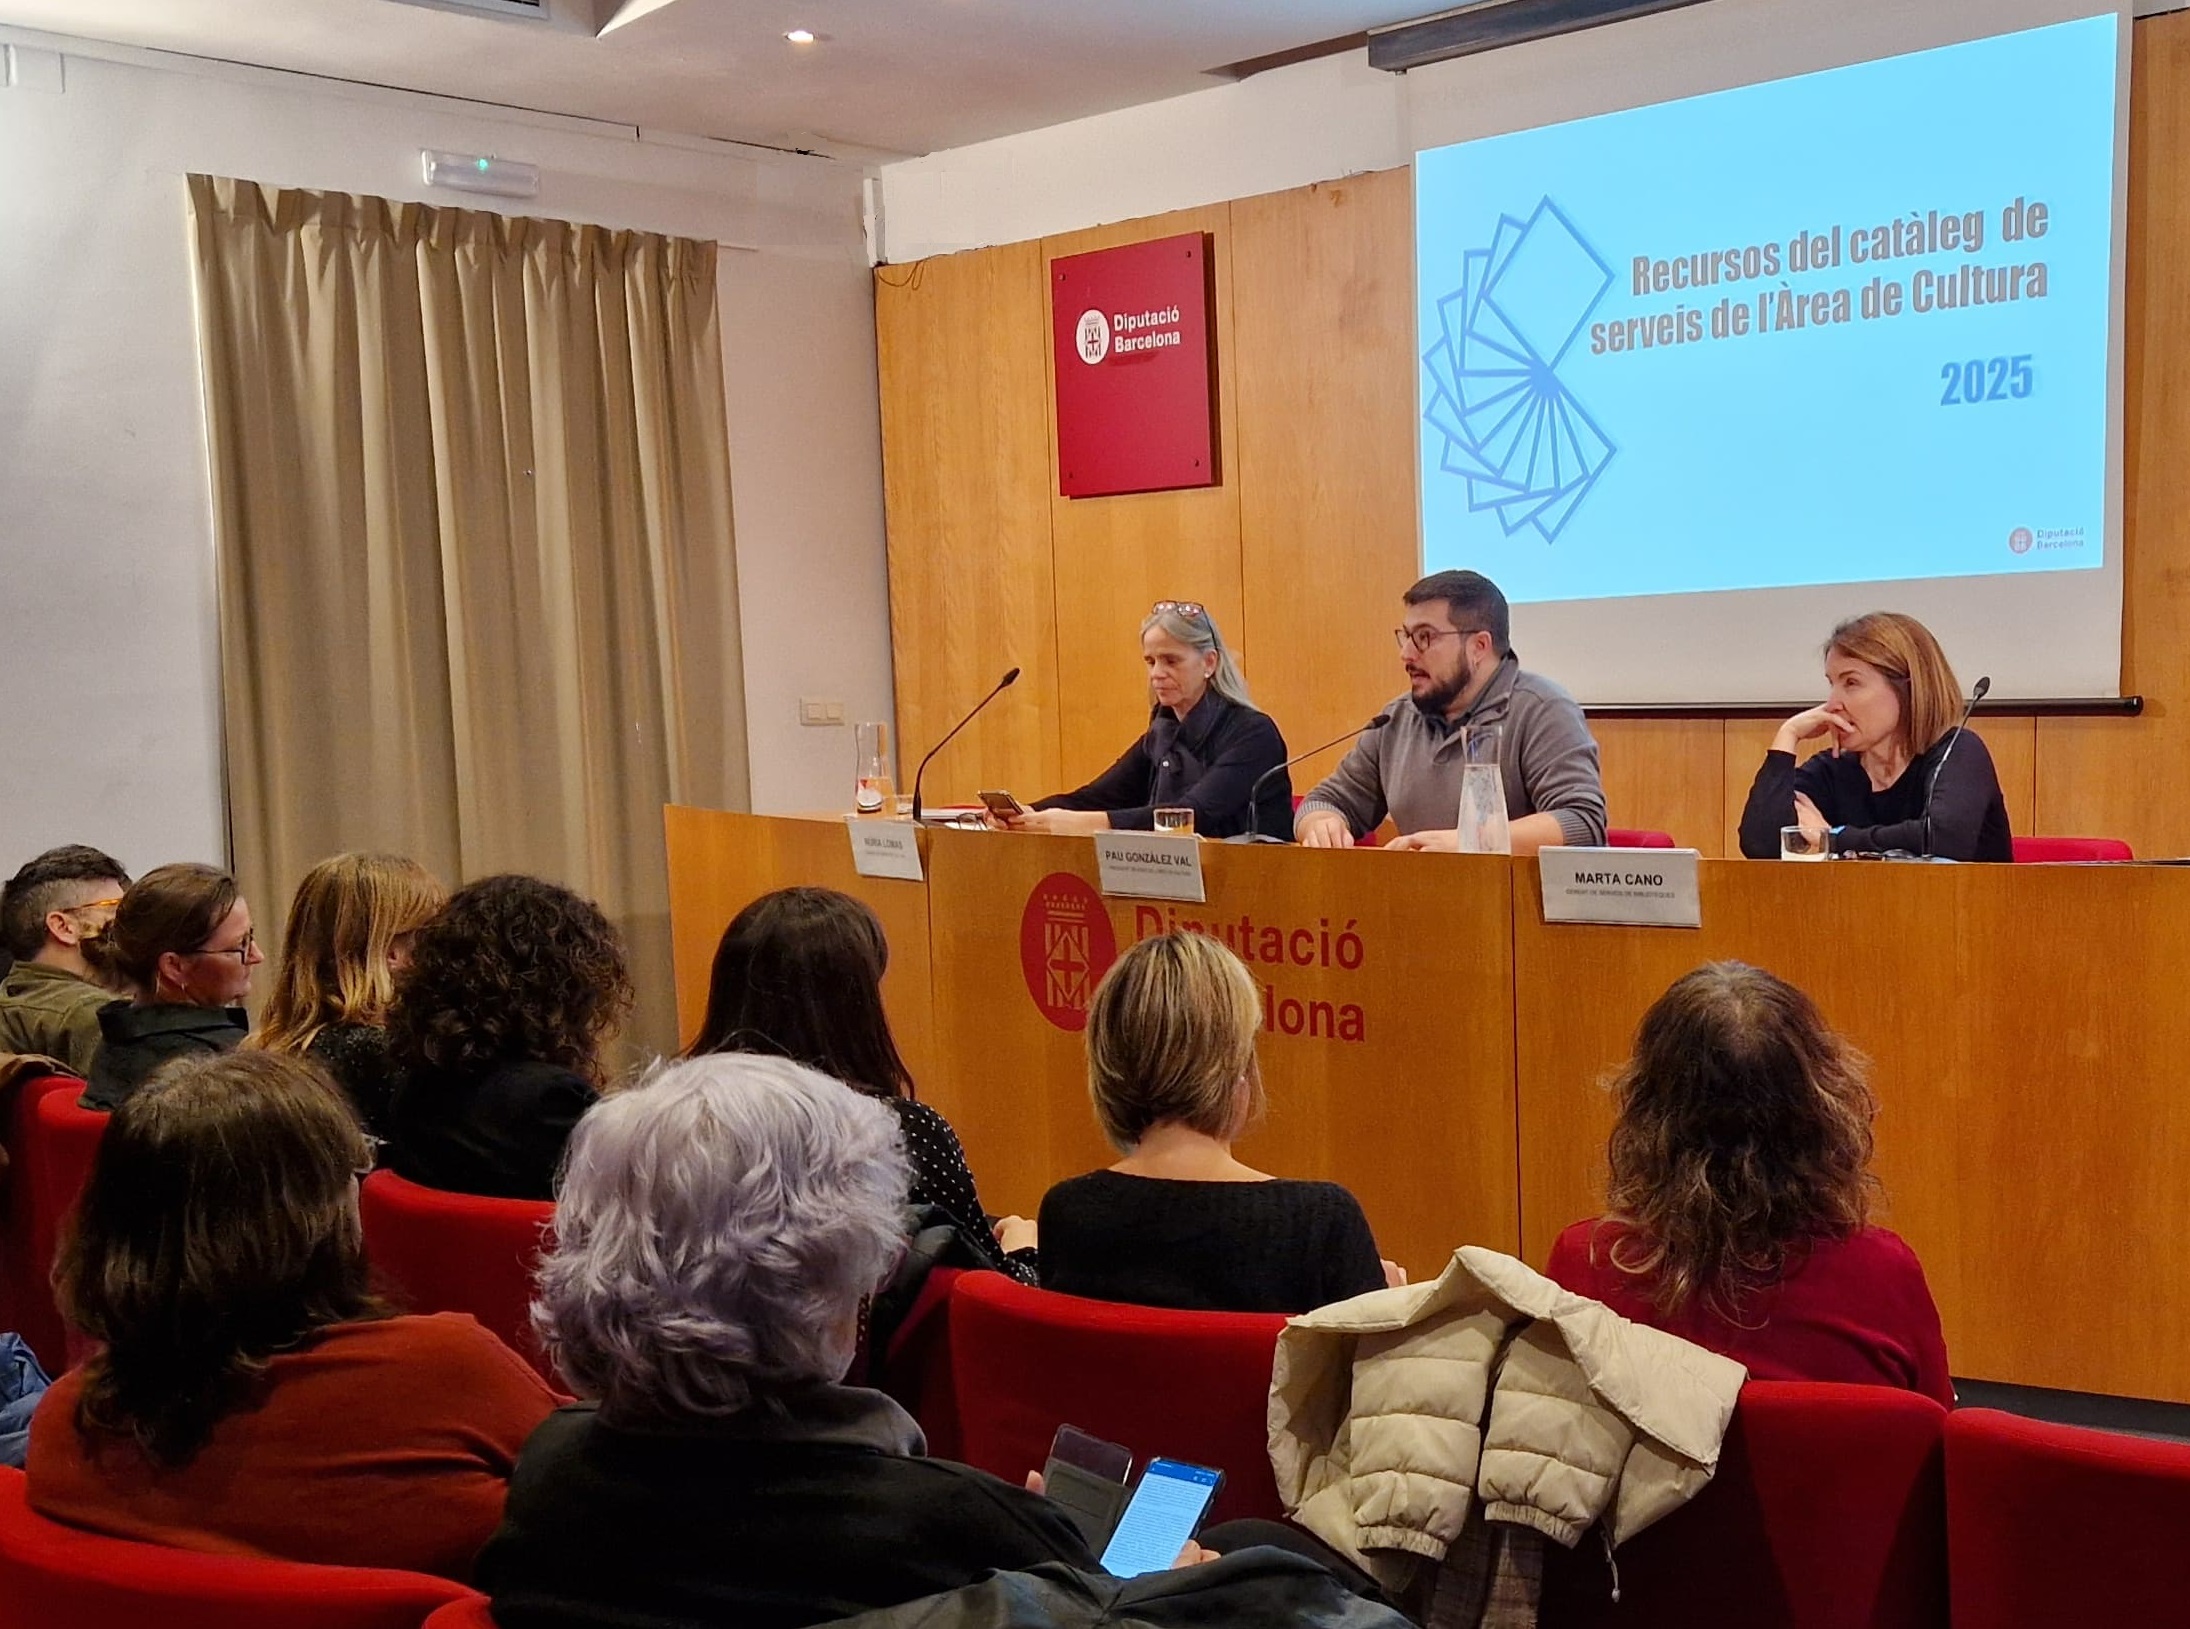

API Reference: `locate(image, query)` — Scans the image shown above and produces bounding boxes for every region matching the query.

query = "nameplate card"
[1539,847,1701,929]
[846,818,925,882]
[1093,832,1207,903]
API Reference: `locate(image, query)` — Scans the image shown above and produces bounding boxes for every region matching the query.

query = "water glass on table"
[1153,808,1196,835]
[1781,825,1831,861]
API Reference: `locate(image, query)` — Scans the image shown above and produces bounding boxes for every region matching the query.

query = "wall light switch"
[799,698,847,726]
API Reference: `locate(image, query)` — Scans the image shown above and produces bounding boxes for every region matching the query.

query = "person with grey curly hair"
[477,1052,1100,1628]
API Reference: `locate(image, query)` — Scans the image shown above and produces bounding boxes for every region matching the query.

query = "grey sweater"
[1298,654,1607,845]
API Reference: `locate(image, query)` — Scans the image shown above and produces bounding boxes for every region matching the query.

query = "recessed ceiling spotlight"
[785,28,815,43]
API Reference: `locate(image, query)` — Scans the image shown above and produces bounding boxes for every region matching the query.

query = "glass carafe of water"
[1456,722,1510,855]
[854,721,894,814]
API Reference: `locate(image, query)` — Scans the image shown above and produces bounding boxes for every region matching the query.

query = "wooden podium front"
[667,807,2190,1403]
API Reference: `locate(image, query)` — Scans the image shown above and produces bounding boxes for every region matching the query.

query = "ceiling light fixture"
[785,28,815,43]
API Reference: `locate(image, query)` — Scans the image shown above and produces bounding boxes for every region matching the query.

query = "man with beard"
[1294,571,1604,854]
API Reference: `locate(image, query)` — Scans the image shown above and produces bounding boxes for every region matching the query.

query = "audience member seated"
[1545,961,1953,1405]
[26,1050,559,1580]
[248,852,446,1135]
[1038,932,1394,1314]
[686,886,1037,1281]
[385,874,630,1201]
[81,863,261,1109]
[0,845,130,1075]
[478,1053,1101,1629]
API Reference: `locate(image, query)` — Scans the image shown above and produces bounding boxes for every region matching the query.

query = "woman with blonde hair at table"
[1546,960,1952,1405]
[1038,931,1397,1313]
[248,852,446,1135]
[1737,610,2009,860]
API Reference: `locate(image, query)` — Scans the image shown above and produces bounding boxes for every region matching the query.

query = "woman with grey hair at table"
[476,1052,1102,1629]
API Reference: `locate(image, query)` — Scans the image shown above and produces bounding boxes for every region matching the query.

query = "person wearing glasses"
[1002,600,1293,841]
[1295,570,1606,854]
[0,844,132,1075]
[82,863,264,1110]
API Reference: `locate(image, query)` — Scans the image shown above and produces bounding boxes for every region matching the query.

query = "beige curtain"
[188,175,748,1061]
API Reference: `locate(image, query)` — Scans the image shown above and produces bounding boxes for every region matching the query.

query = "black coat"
[82,1000,248,1110]
[385,1057,596,1201]
[1036,692,1292,840]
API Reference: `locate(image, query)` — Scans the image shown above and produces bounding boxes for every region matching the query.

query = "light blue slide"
[1417,14,2119,604]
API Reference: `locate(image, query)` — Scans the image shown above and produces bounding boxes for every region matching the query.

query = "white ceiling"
[0,0,1426,158]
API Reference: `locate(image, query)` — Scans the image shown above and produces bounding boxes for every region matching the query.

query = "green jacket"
[0,960,108,1076]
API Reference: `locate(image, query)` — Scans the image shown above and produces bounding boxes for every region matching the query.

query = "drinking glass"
[1456,722,1510,855]
[1781,825,1832,861]
[854,722,893,814]
[1153,808,1196,835]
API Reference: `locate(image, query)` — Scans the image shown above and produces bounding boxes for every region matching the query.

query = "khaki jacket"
[1268,1246,1745,1577]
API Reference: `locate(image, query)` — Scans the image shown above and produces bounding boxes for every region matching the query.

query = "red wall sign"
[1051,232,1218,499]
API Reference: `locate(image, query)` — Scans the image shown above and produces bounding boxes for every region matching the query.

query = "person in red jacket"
[28,1048,559,1580]
[1545,961,1952,1407]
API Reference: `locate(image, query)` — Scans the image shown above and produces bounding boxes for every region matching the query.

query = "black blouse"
[1738,731,2012,861]
[1035,692,1292,840]
[888,1098,1037,1284]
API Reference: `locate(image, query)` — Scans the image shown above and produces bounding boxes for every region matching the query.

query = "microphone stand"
[1919,675,1991,859]
[909,668,1020,823]
[1236,715,1392,843]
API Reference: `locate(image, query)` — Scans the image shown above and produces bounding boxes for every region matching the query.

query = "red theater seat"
[356,1172,555,1379]
[867,1266,963,1460]
[421,1598,499,1628]
[1945,1407,2190,1628]
[24,1089,109,1365]
[948,1273,1286,1524]
[1607,827,1677,848]
[2010,835,2133,862]
[0,1073,80,1371]
[0,1467,474,1629]
[1541,1381,1947,1629]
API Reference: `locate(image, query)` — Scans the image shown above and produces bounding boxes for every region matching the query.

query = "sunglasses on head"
[1151,600,1208,621]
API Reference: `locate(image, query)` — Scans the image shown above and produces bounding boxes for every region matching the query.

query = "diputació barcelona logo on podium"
[1019,873,1118,1032]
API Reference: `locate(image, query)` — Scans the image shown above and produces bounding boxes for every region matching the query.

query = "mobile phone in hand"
[1041,1424,1132,1549]
[1098,1457,1224,1578]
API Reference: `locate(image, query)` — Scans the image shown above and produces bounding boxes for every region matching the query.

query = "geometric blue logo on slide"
[1422,199,1617,544]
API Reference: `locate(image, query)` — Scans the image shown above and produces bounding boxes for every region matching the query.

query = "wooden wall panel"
[1040,207,1246,793]
[1593,718,1725,853]
[1232,173,1420,770]
[875,243,1060,807]
[2035,15,2190,859]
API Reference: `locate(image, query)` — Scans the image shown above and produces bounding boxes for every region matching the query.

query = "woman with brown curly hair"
[1545,961,1951,1405]
[248,853,446,1134]
[385,874,632,1200]
[28,1049,558,1578]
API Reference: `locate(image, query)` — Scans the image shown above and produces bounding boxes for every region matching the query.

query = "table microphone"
[1237,714,1392,843]
[909,668,1020,823]
[1918,674,1990,858]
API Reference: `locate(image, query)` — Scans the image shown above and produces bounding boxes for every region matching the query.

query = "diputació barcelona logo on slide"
[1020,873,1118,1032]
[1421,197,1616,546]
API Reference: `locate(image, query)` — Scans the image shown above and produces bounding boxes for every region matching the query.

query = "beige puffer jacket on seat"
[1268,1245,1745,1583]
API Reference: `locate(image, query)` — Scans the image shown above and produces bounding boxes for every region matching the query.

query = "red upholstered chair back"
[357,1171,556,1379]
[1606,827,1677,848]
[2010,835,2134,862]
[421,1598,500,1627]
[1541,1381,1948,1629]
[868,1265,964,1460]
[24,1088,109,1366]
[0,1073,81,1370]
[948,1272,1287,1524]
[1945,1407,2190,1627]
[0,1467,475,1629]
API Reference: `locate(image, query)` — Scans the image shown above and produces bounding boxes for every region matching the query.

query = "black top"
[82,1000,248,1110]
[890,1098,1038,1284]
[1038,1171,1386,1315]
[308,1022,401,1138]
[1036,692,1292,840]
[1738,731,2013,862]
[479,1390,1096,1629]
[385,1057,598,1200]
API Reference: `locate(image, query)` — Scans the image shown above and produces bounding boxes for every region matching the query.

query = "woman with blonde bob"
[1738,610,2010,860]
[478,1054,1102,1626]
[1037,931,1392,1313]
[249,853,445,1133]
[1546,962,1951,1405]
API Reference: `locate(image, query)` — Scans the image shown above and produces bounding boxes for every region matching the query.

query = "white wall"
[0,27,888,881]
[875,0,2145,263]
